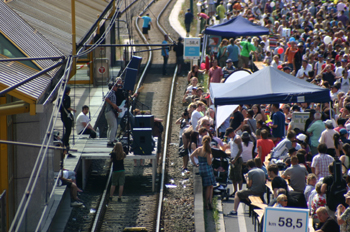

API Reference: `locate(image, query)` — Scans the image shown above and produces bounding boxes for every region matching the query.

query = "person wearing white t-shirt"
[296,60,312,80]
[191,101,204,129]
[335,59,348,78]
[314,55,325,76]
[336,70,350,94]
[76,105,96,138]
[270,55,283,69]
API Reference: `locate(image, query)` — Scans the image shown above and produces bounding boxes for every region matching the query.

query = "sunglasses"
[281,199,288,202]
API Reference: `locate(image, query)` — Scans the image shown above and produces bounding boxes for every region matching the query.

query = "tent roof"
[210,66,331,105]
[204,16,269,37]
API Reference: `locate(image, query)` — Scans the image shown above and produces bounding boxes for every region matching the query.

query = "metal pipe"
[0,56,65,62]
[0,61,64,96]
[83,43,174,47]
[133,48,166,53]
[0,140,77,151]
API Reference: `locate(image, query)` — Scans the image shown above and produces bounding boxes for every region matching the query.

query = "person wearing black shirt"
[321,64,336,86]
[293,43,305,74]
[268,164,288,198]
[316,207,340,232]
[174,37,184,75]
[60,86,76,157]
[109,142,126,202]
[230,107,244,133]
[321,162,347,217]
[184,9,193,37]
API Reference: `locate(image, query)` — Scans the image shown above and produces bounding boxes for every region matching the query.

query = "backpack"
[328,161,347,211]
[328,179,347,211]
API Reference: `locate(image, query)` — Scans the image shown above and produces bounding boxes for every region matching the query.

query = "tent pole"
[329,101,332,119]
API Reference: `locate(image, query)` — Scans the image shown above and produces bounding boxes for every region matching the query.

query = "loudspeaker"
[129,56,142,69]
[132,128,154,154]
[124,68,138,90]
[135,115,154,128]
[123,56,142,91]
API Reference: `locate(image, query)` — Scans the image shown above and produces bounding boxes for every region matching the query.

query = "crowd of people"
[178,0,350,230]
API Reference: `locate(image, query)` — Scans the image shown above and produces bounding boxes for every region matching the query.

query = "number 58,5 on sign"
[263,207,309,232]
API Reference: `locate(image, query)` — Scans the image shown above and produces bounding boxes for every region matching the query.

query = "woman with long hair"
[341,143,350,170]
[187,64,205,82]
[189,131,200,166]
[109,142,126,202]
[334,133,344,158]
[190,135,215,210]
[252,104,265,122]
[218,39,229,68]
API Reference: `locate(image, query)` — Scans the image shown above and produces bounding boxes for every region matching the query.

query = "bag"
[148,24,151,30]
[328,179,347,211]
[215,14,220,20]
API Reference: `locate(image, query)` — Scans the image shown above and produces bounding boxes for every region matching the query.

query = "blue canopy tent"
[204,15,269,37]
[201,16,269,62]
[210,66,331,106]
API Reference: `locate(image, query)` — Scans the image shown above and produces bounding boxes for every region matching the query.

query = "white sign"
[263,207,309,232]
[184,37,201,59]
[291,112,310,131]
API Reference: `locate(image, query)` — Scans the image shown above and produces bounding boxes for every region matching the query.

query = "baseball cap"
[296,134,307,142]
[323,119,333,126]
[340,128,348,135]
[226,58,233,63]
[283,66,291,71]
[241,131,250,139]
[342,59,348,62]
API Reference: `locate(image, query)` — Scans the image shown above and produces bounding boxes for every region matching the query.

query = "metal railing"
[8,0,137,230]
[0,190,6,232]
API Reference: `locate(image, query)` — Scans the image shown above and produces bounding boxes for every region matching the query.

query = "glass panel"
[0,34,40,70]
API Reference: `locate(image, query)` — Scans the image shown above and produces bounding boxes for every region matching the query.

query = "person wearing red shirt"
[256,129,275,163]
[208,60,223,87]
[321,58,335,71]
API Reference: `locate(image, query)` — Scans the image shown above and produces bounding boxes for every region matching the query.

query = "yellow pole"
[0,96,9,230]
[70,0,77,79]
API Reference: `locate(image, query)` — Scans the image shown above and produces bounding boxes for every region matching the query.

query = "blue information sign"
[183,38,200,59]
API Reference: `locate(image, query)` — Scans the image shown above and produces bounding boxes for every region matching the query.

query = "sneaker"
[67,153,76,158]
[71,201,83,207]
[107,142,114,147]
[118,198,122,202]
[228,210,237,215]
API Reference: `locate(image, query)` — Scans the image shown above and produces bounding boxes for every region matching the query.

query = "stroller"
[211,148,230,201]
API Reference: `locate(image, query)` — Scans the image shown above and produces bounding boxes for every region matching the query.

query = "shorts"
[237,189,261,200]
[111,171,125,186]
[176,56,184,65]
[241,56,250,66]
[61,179,72,187]
[142,27,148,34]
[229,157,243,182]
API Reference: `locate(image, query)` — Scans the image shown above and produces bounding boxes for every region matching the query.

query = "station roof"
[0,55,52,102]
[0,0,109,105]
[5,0,109,55]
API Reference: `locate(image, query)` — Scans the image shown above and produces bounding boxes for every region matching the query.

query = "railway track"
[88,0,180,231]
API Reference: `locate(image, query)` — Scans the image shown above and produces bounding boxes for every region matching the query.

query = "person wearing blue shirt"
[162,35,169,75]
[271,104,285,145]
[138,13,152,40]
[227,38,239,68]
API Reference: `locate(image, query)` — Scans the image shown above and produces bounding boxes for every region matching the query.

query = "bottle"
[96,127,100,138]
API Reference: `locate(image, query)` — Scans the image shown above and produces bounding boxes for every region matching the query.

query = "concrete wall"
[12,103,54,230]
